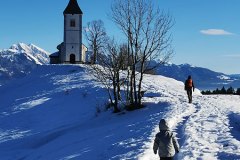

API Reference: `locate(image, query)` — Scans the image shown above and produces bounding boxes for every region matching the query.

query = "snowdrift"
[0,64,240,160]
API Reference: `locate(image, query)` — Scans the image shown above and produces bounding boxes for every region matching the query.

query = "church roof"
[63,0,83,15]
[49,52,60,57]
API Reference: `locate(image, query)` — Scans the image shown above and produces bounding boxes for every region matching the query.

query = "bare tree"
[89,39,127,113]
[85,20,126,113]
[84,20,108,64]
[111,0,174,109]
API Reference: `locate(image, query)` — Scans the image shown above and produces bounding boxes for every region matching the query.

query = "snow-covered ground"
[0,65,240,160]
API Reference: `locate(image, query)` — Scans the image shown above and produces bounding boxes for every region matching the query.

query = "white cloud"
[222,54,240,58]
[200,29,234,36]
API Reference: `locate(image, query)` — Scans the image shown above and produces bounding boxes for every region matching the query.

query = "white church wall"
[65,31,80,43]
[65,45,81,62]
[81,45,87,63]
[64,14,82,63]
[65,14,81,44]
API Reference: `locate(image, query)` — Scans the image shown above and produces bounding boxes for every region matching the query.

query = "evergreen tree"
[212,89,217,94]
[236,88,240,95]
[221,86,227,94]
[206,90,212,95]
[226,86,234,94]
[215,88,220,94]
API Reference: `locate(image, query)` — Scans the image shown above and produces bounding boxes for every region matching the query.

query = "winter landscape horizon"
[1,43,240,90]
[0,43,240,160]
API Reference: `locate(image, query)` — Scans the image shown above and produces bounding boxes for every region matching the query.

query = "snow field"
[0,65,240,160]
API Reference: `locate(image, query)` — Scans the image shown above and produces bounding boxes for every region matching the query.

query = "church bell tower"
[62,0,83,64]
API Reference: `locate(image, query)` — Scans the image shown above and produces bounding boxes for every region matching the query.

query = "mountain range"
[0,43,239,90]
[154,63,240,90]
[0,43,49,85]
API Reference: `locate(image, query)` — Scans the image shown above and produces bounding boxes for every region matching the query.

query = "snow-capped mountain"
[155,63,240,90]
[230,74,240,79]
[0,43,50,85]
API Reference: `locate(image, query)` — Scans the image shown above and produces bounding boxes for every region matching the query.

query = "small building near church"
[50,0,89,64]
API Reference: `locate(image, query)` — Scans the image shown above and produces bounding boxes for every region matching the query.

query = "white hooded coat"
[153,119,180,157]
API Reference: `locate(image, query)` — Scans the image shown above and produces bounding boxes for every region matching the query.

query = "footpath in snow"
[139,80,240,160]
[0,65,240,160]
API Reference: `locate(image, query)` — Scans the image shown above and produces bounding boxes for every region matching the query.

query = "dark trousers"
[186,89,192,103]
[160,157,173,160]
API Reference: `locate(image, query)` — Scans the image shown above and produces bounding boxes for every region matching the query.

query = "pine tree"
[206,90,212,95]
[216,88,220,94]
[226,86,234,94]
[236,88,240,95]
[221,86,227,94]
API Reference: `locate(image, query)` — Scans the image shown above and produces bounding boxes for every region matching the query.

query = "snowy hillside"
[155,63,240,90]
[0,64,240,160]
[0,43,49,85]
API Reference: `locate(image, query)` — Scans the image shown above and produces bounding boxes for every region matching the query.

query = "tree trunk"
[137,59,145,105]
[126,68,130,102]
[132,64,138,106]
[117,72,121,100]
[113,75,120,113]
[107,87,113,105]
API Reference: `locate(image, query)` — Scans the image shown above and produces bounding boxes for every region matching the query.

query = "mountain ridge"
[0,43,239,89]
[0,43,50,85]
[155,62,240,90]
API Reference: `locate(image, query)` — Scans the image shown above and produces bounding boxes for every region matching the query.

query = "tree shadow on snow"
[174,116,189,147]
[217,152,240,160]
[108,101,172,159]
[228,112,240,141]
[215,113,240,160]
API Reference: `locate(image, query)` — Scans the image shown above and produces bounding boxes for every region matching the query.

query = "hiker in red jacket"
[184,75,195,103]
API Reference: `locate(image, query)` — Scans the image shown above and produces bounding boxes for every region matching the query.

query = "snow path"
[1,65,240,160]
[139,93,240,160]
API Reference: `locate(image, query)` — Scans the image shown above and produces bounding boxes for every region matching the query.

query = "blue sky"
[0,0,240,74]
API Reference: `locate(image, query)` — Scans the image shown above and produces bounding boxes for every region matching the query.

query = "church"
[50,0,89,64]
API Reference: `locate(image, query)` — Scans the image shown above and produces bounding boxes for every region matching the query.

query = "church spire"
[63,0,83,14]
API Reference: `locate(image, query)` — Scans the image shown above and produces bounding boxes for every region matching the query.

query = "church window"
[70,19,75,27]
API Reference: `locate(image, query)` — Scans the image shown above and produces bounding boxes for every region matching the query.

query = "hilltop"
[0,64,240,159]
[1,43,240,90]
